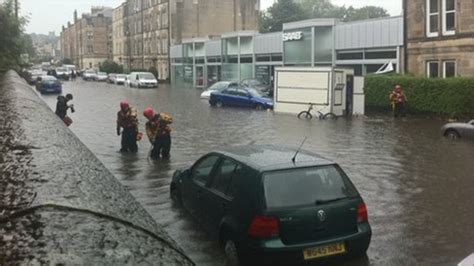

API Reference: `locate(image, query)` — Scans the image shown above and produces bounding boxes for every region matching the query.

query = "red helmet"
[120,100,129,110]
[143,107,154,119]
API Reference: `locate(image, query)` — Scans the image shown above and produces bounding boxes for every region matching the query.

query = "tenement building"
[405,0,474,77]
[111,0,259,80]
[60,7,113,70]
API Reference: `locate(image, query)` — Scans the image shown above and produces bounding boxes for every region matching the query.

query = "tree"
[259,0,308,33]
[0,0,27,73]
[342,6,389,22]
[300,0,345,19]
[99,60,123,74]
[62,58,74,65]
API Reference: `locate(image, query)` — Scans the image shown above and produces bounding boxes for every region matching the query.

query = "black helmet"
[66,93,73,100]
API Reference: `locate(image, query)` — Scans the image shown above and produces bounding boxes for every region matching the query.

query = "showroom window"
[427,0,439,37]
[442,0,456,35]
[443,61,456,78]
[427,61,440,78]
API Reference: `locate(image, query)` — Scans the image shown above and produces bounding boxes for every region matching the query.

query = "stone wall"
[0,71,194,265]
[405,0,474,76]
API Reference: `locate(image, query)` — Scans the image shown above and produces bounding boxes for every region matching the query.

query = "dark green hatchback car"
[170,145,371,265]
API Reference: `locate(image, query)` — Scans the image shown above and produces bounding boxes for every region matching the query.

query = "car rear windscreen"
[263,165,358,209]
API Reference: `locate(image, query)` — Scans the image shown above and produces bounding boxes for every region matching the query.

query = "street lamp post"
[141,0,144,70]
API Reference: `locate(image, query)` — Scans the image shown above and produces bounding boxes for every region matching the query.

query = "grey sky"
[22,0,402,34]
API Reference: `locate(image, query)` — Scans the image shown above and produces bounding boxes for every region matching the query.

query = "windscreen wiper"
[315,197,349,205]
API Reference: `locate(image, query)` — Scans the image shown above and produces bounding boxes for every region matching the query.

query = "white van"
[129,72,158,88]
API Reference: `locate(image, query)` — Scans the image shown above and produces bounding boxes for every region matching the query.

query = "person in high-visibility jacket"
[143,107,172,160]
[117,100,139,153]
[389,85,407,117]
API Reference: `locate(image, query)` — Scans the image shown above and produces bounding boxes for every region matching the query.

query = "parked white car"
[95,72,108,82]
[129,72,158,88]
[200,81,232,99]
[115,74,127,85]
[82,69,97,81]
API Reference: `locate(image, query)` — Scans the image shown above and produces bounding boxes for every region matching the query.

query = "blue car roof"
[213,145,334,172]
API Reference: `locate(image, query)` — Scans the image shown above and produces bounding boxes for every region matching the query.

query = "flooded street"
[40,80,474,266]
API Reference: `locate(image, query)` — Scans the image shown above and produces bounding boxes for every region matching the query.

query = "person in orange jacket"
[143,107,172,160]
[117,100,139,153]
[389,85,407,117]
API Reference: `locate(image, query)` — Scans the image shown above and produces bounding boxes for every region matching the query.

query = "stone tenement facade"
[60,7,113,70]
[405,0,474,77]
[111,0,259,80]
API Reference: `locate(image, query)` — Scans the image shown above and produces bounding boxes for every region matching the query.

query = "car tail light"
[357,203,368,223]
[247,215,279,238]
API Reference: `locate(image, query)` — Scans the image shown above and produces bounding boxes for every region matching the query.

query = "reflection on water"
[41,80,474,266]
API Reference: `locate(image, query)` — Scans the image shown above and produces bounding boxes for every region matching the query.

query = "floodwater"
[40,80,474,266]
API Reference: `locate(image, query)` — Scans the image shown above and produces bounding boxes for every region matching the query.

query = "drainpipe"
[311,27,315,67]
[238,35,241,82]
[403,0,408,74]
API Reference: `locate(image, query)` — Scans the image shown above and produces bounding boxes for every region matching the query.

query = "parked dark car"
[36,75,62,94]
[209,86,273,110]
[241,78,273,97]
[170,145,371,265]
[441,120,474,140]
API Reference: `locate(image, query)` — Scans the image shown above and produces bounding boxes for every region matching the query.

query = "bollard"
[0,71,194,265]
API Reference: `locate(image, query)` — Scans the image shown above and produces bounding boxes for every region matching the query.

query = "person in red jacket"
[389,85,407,117]
[117,100,139,153]
[143,107,172,160]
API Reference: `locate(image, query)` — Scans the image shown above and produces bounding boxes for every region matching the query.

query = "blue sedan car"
[209,86,273,110]
[36,75,62,94]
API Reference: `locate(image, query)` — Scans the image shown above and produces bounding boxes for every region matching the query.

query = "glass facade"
[314,26,333,64]
[283,28,312,65]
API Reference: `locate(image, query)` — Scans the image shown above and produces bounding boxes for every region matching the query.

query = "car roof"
[213,145,334,172]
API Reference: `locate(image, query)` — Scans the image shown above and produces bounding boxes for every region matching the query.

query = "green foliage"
[99,60,124,74]
[62,58,74,65]
[260,0,389,33]
[0,0,27,73]
[365,75,474,117]
[148,66,158,79]
[342,6,389,22]
[259,0,307,33]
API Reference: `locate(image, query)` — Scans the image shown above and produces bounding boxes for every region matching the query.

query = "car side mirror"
[183,169,191,178]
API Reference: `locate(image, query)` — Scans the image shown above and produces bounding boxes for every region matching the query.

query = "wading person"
[143,107,172,160]
[55,93,75,126]
[389,85,407,117]
[117,100,139,153]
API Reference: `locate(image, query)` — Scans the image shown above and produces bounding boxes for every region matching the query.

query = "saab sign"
[282,31,303,42]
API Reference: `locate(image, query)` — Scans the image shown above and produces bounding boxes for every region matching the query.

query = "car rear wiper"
[315,197,350,205]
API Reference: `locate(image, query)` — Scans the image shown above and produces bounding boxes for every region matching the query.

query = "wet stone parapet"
[0,71,194,265]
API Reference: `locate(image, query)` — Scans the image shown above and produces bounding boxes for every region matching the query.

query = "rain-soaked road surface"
[39,80,474,265]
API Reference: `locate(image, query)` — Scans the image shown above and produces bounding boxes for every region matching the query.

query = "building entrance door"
[346,75,354,116]
[195,65,205,88]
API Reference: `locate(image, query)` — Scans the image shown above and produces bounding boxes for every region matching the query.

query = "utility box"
[273,67,360,116]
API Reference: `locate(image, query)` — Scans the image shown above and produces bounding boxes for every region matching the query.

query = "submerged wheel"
[170,186,182,205]
[445,129,460,140]
[323,112,338,120]
[255,104,264,110]
[216,101,224,108]
[224,239,240,266]
[297,111,312,119]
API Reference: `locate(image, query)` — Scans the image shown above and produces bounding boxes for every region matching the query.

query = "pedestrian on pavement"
[389,84,407,117]
[117,100,139,153]
[143,107,172,160]
[71,70,76,81]
[55,93,75,126]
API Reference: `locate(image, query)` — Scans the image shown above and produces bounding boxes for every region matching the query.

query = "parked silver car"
[441,120,474,140]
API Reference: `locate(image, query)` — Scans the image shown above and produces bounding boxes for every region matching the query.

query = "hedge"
[364,75,474,117]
